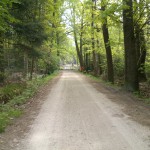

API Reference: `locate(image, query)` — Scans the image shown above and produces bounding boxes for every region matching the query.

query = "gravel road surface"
[1,71,150,150]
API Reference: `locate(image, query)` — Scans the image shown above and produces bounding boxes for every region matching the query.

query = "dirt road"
[1,71,150,150]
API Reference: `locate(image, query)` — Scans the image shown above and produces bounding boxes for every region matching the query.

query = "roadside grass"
[82,73,102,82]
[82,72,119,89]
[82,72,150,104]
[133,91,150,104]
[140,97,150,104]
[0,83,27,104]
[144,98,150,104]
[0,71,59,133]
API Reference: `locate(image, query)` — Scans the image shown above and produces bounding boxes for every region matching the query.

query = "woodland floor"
[0,70,150,150]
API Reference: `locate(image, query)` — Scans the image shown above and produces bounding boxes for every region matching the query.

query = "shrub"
[0,82,27,104]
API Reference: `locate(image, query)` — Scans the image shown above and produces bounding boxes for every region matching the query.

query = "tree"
[0,0,18,83]
[123,0,139,91]
[134,0,148,81]
[70,1,84,69]
[101,0,114,83]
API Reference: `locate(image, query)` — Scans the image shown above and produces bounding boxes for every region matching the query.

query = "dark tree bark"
[97,40,103,75]
[91,0,96,74]
[101,4,114,83]
[74,30,84,68]
[98,54,103,75]
[123,0,139,91]
[85,52,89,72]
[79,10,84,69]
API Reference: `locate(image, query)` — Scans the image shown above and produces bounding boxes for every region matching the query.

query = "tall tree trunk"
[97,40,103,75]
[91,0,95,73]
[79,9,84,69]
[98,54,103,75]
[85,52,89,72]
[30,57,34,80]
[51,0,57,49]
[23,53,29,78]
[91,0,98,75]
[101,5,114,83]
[74,30,84,68]
[123,0,139,91]
[72,6,84,69]
[53,0,60,57]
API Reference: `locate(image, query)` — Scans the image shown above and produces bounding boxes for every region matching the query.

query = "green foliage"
[0,0,19,32]
[0,0,65,82]
[0,71,59,133]
[0,109,21,133]
[145,57,150,79]
[0,83,26,104]
[0,0,149,106]
[0,72,5,83]
[15,21,48,47]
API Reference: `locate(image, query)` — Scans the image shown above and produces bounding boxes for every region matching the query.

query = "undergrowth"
[82,73,102,82]
[0,83,27,104]
[83,72,119,89]
[83,72,150,104]
[0,71,59,133]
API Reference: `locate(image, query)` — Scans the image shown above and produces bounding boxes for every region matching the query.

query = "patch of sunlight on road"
[61,72,80,79]
[29,132,49,150]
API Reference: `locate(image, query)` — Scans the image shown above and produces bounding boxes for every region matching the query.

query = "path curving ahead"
[16,71,150,150]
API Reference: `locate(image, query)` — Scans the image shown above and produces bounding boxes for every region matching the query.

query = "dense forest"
[0,0,150,93]
[0,0,75,82]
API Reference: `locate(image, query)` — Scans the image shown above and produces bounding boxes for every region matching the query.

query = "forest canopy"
[0,0,150,93]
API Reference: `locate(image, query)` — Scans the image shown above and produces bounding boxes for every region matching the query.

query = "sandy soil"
[0,71,150,150]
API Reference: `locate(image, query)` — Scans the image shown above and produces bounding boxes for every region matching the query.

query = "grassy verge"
[82,72,150,104]
[82,72,119,89]
[82,73,102,82]
[0,71,59,133]
[133,92,150,104]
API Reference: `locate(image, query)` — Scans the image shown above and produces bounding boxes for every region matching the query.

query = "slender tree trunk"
[30,57,34,80]
[91,5,96,73]
[74,30,84,68]
[53,0,60,57]
[72,6,84,69]
[91,0,98,75]
[79,10,84,69]
[51,0,57,49]
[101,5,114,83]
[23,53,29,78]
[97,40,103,75]
[85,52,89,72]
[98,54,103,75]
[123,0,139,91]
